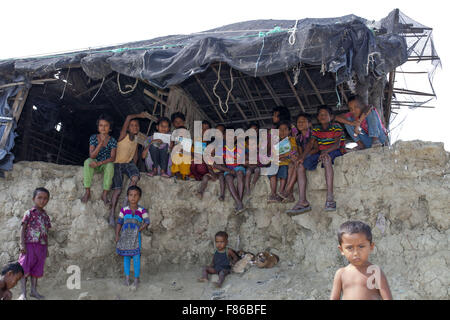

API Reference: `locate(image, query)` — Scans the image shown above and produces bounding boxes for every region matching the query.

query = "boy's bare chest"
[341,270,381,298]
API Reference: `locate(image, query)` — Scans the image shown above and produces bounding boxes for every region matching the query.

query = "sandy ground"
[9,261,418,300]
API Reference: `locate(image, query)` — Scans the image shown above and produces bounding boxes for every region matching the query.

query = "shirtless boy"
[330,221,392,300]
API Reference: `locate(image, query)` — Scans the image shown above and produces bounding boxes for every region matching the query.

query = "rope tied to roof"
[117,73,138,95]
[288,20,299,45]
[212,62,235,114]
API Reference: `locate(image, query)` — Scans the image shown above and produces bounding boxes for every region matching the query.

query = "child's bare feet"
[267,194,282,203]
[124,276,130,286]
[133,278,139,289]
[218,195,225,202]
[81,190,90,203]
[101,192,110,206]
[197,278,208,283]
[30,289,45,300]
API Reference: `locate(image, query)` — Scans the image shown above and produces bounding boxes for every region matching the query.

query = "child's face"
[4,271,23,289]
[272,111,280,124]
[317,109,331,126]
[216,125,225,136]
[33,191,49,210]
[215,236,227,251]
[338,232,374,267]
[202,124,211,136]
[127,190,141,206]
[348,100,362,118]
[157,121,170,134]
[128,120,140,135]
[296,116,310,132]
[173,117,185,129]
[278,124,290,139]
[98,120,111,135]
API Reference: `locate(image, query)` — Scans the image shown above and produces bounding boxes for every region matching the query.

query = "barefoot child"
[143,117,172,178]
[115,186,150,289]
[18,187,51,300]
[82,114,117,204]
[0,262,24,300]
[330,221,392,300]
[198,231,238,288]
[267,121,299,203]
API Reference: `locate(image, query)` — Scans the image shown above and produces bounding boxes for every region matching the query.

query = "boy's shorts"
[303,150,343,171]
[268,165,288,179]
[224,166,246,177]
[112,162,140,190]
[18,243,47,278]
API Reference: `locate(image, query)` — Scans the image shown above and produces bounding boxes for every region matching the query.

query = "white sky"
[1,0,448,150]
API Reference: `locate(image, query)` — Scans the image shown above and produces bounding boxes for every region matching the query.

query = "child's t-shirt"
[343,108,387,135]
[89,134,118,162]
[312,123,345,153]
[21,207,52,246]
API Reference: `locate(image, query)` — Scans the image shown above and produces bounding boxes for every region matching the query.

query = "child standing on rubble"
[18,187,52,300]
[115,186,150,289]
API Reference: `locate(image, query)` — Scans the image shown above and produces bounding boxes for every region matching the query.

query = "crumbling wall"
[0,141,449,299]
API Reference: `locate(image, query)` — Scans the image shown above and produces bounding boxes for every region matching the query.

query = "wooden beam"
[237,72,262,124]
[260,76,283,106]
[211,65,248,122]
[385,70,396,127]
[0,88,30,148]
[284,71,306,112]
[303,69,325,105]
[194,74,225,123]
[143,88,168,106]
[0,78,57,90]
[339,84,348,104]
[249,77,269,114]
[75,75,114,98]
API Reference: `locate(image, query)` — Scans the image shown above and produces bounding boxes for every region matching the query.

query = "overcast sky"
[1,0,448,150]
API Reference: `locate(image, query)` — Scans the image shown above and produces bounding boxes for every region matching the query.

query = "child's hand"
[318,152,330,162]
[89,161,99,168]
[152,139,163,144]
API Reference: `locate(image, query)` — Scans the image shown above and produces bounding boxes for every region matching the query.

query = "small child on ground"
[115,186,150,289]
[198,231,238,288]
[0,262,24,300]
[18,187,52,300]
[268,121,299,203]
[143,117,172,178]
[82,114,117,205]
[330,221,392,300]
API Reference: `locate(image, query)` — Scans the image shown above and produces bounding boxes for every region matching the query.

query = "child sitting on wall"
[279,113,313,203]
[115,186,150,290]
[171,125,192,181]
[330,221,392,300]
[143,117,172,178]
[335,95,387,150]
[191,120,212,182]
[286,106,344,214]
[82,114,117,204]
[267,121,299,203]
[198,231,238,288]
[244,123,261,197]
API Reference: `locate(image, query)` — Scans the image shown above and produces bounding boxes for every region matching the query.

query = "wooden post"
[0,87,30,149]
[284,71,306,112]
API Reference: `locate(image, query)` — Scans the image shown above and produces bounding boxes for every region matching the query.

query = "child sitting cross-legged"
[267,121,299,203]
[198,231,238,288]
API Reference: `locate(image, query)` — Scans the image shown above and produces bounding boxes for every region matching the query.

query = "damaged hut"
[0,9,440,173]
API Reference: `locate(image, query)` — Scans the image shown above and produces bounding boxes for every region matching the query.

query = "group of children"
[1,94,392,300]
[1,185,392,300]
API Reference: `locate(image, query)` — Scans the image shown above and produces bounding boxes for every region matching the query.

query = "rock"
[78,292,95,300]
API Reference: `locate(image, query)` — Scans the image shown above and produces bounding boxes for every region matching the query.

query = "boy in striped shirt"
[287,105,344,215]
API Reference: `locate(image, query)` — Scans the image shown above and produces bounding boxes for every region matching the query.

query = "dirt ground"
[9,261,418,300]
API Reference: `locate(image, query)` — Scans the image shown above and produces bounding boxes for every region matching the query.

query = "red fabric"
[190,163,209,181]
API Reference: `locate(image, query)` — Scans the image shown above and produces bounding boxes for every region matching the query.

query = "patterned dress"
[116,206,150,256]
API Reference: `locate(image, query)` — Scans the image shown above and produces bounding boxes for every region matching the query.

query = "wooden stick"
[260,76,283,106]
[284,71,306,112]
[303,69,325,105]
[143,88,168,106]
[0,78,57,90]
[0,88,29,148]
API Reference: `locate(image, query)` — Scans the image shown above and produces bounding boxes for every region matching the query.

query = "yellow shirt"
[278,136,297,166]
[115,134,138,164]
